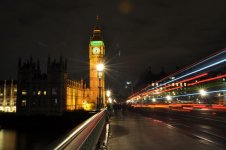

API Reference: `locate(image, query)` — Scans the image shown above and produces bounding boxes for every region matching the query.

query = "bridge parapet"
[48,109,108,150]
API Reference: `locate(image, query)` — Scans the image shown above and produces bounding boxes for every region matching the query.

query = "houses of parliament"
[0,17,106,115]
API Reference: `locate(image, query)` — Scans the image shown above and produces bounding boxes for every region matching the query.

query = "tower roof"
[91,16,103,41]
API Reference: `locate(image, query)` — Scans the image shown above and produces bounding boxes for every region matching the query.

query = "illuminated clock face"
[92,47,100,54]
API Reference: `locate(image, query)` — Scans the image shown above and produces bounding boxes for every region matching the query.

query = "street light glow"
[96,63,105,110]
[166,95,172,101]
[96,63,105,72]
[106,90,111,97]
[199,89,207,96]
[108,98,112,103]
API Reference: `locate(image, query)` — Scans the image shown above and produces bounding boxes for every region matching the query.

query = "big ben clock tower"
[89,16,105,107]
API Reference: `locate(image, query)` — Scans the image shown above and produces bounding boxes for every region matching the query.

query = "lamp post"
[199,89,208,104]
[96,63,104,110]
[106,90,111,98]
[106,90,112,104]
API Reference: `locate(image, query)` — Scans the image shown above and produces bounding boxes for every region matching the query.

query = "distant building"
[14,17,107,115]
[17,57,89,115]
[0,80,17,112]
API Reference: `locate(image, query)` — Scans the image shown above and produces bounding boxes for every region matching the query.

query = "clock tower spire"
[89,16,105,108]
[91,16,103,41]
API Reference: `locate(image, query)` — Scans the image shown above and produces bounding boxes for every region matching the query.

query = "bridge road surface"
[107,110,224,150]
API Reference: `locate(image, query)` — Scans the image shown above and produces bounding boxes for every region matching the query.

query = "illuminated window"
[22,100,26,107]
[5,107,10,112]
[22,90,27,95]
[44,91,47,95]
[37,91,41,95]
[13,107,16,112]
[126,81,132,85]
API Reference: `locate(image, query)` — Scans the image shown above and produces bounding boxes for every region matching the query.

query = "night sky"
[1,0,226,89]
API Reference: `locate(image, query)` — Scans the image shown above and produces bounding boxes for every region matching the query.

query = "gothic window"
[12,107,16,112]
[22,90,27,95]
[37,91,41,95]
[5,107,10,112]
[21,100,26,107]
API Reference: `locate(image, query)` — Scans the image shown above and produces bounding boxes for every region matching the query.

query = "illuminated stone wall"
[0,80,17,112]
[89,17,105,108]
[66,79,89,110]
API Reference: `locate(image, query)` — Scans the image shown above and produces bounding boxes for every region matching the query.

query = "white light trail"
[148,58,226,91]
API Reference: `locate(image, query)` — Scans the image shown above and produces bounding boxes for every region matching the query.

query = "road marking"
[193,134,216,144]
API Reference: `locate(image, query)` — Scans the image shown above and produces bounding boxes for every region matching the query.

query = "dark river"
[0,127,70,150]
[0,111,93,150]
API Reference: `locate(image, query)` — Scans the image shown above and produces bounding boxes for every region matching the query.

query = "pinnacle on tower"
[91,15,103,41]
[94,15,100,31]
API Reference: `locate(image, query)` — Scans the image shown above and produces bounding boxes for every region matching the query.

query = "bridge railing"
[48,109,108,150]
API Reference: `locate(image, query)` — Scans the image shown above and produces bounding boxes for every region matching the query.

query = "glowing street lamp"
[106,90,111,98]
[108,97,112,104]
[96,64,104,75]
[106,90,112,105]
[96,63,105,110]
[199,89,207,96]
[166,95,172,101]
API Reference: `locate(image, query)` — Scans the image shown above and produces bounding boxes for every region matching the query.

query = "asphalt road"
[135,108,226,148]
[107,109,225,150]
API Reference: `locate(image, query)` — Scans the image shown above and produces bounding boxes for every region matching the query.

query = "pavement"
[107,110,224,150]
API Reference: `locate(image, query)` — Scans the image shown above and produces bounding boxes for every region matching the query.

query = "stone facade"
[16,57,89,115]
[0,80,17,112]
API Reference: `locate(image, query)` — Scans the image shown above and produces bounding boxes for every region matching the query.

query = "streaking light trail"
[131,49,226,97]
[134,73,208,98]
[157,49,226,84]
[152,59,226,90]
[169,90,226,99]
[129,49,226,101]
[141,90,226,101]
[188,73,226,86]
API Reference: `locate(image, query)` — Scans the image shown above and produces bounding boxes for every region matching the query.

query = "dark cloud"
[1,0,226,89]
